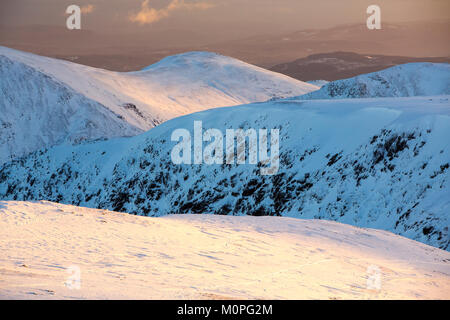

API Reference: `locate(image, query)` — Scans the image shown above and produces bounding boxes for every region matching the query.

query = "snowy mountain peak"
[140,51,225,70]
[0,46,318,164]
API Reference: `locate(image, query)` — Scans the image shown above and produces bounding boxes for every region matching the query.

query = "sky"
[1,0,449,37]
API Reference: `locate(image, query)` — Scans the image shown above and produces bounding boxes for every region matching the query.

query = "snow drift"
[1,95,449,250]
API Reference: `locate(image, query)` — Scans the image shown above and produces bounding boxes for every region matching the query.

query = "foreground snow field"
[0,201,449,300]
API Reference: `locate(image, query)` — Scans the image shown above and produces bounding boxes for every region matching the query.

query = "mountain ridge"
[1,95,449,250]
[295,62,450,99]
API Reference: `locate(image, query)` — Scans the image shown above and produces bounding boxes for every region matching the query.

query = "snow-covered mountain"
[1,200,449,299]
[0,46,318,163]
[297,63,450,100]
[1,95,449,250]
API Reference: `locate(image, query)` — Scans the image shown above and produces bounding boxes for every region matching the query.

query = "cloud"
[130,0,215,25]
[81,4,95,14]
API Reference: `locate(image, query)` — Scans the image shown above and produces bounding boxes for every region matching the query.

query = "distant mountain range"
[271,52,450,81]
[1,21,449,71]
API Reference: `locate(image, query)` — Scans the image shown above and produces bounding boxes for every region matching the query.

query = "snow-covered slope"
[0,55,142,164]
[297,63,450,99]
[1,96,449,250]
[1,200,449,299]
[0,46,318,164]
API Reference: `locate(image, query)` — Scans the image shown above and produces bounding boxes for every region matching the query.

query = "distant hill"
[271,52,450,81]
